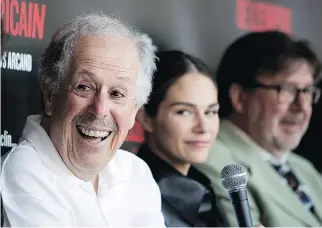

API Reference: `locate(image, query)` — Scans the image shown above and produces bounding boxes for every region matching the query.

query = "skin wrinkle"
[73,38,138,108]
[73,70,132,98]
[44,35,141,182]
[75,36,137,75]
[75,58,136,76]
[57,87,100,172]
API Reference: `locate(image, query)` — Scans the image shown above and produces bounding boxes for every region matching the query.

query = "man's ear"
[136,108,153,133]
[229,83,246,114]
[42,87,53,116]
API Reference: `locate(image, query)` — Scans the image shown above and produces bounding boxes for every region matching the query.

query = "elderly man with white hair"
[1,13,165,227]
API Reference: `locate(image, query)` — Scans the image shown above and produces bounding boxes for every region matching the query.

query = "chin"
[191,155,208,165]
[278,138,301,152]
[192,160,206,165]
[75,150,111,170]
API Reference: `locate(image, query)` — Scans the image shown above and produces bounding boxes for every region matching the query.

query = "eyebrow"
[170,102,219,108]
[77,69,95,79]
[116,75,132,81]
[76,69,131,81]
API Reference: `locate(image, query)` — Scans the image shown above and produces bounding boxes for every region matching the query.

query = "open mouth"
[76,125,112,142]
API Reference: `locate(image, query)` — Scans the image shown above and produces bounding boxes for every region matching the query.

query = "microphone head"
[220,164,248,192]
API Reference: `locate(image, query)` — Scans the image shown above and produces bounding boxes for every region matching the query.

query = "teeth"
[80,127,110,138]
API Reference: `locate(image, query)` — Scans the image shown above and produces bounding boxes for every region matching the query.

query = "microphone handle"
[229,189,253,227]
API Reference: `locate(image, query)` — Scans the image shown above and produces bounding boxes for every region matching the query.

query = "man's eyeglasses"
[245,81,321,105]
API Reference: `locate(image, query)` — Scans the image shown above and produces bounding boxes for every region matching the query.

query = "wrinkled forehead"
[71,35,140,82]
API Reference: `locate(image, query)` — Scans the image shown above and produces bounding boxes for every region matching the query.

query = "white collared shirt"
[224,120,289,165]
[1,115,165,227]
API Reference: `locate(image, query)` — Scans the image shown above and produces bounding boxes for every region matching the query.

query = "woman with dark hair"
[136,50,226,227]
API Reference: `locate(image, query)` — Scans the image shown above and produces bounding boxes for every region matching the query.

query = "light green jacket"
[195,120,322,227]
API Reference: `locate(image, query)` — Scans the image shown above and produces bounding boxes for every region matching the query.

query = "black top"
[137,143,227,227]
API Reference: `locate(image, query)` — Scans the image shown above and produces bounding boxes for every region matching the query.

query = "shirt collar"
[21,115,126,188]
[224,119,289,165]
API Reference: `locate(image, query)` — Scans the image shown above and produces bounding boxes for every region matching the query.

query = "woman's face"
[142,72,219,167]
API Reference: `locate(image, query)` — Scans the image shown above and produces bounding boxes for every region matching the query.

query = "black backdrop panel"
[2,0,322,171]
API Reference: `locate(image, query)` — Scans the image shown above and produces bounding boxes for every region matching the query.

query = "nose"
[88,92,110,118]
[193,112,207,134]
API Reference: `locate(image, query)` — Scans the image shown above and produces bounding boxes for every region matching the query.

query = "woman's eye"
[206,110,218,116]
[176,110,192,116]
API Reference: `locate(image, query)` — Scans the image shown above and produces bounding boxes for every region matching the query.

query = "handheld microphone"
[220,164,253,227]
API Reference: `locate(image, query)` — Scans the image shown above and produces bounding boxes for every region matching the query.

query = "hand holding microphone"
[220,164,254,227]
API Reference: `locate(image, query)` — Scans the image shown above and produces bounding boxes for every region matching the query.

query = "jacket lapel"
[218,120,321,227]
[288,156,322,224]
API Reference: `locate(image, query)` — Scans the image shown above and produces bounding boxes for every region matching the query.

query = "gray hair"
[39,12,157,107]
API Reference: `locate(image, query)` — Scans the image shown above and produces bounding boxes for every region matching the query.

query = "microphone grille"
[220,164,248,192]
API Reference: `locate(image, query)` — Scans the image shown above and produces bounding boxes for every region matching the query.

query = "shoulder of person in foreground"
[115,149,165,227]
[1,141,73,226]
[195,140,261,227]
